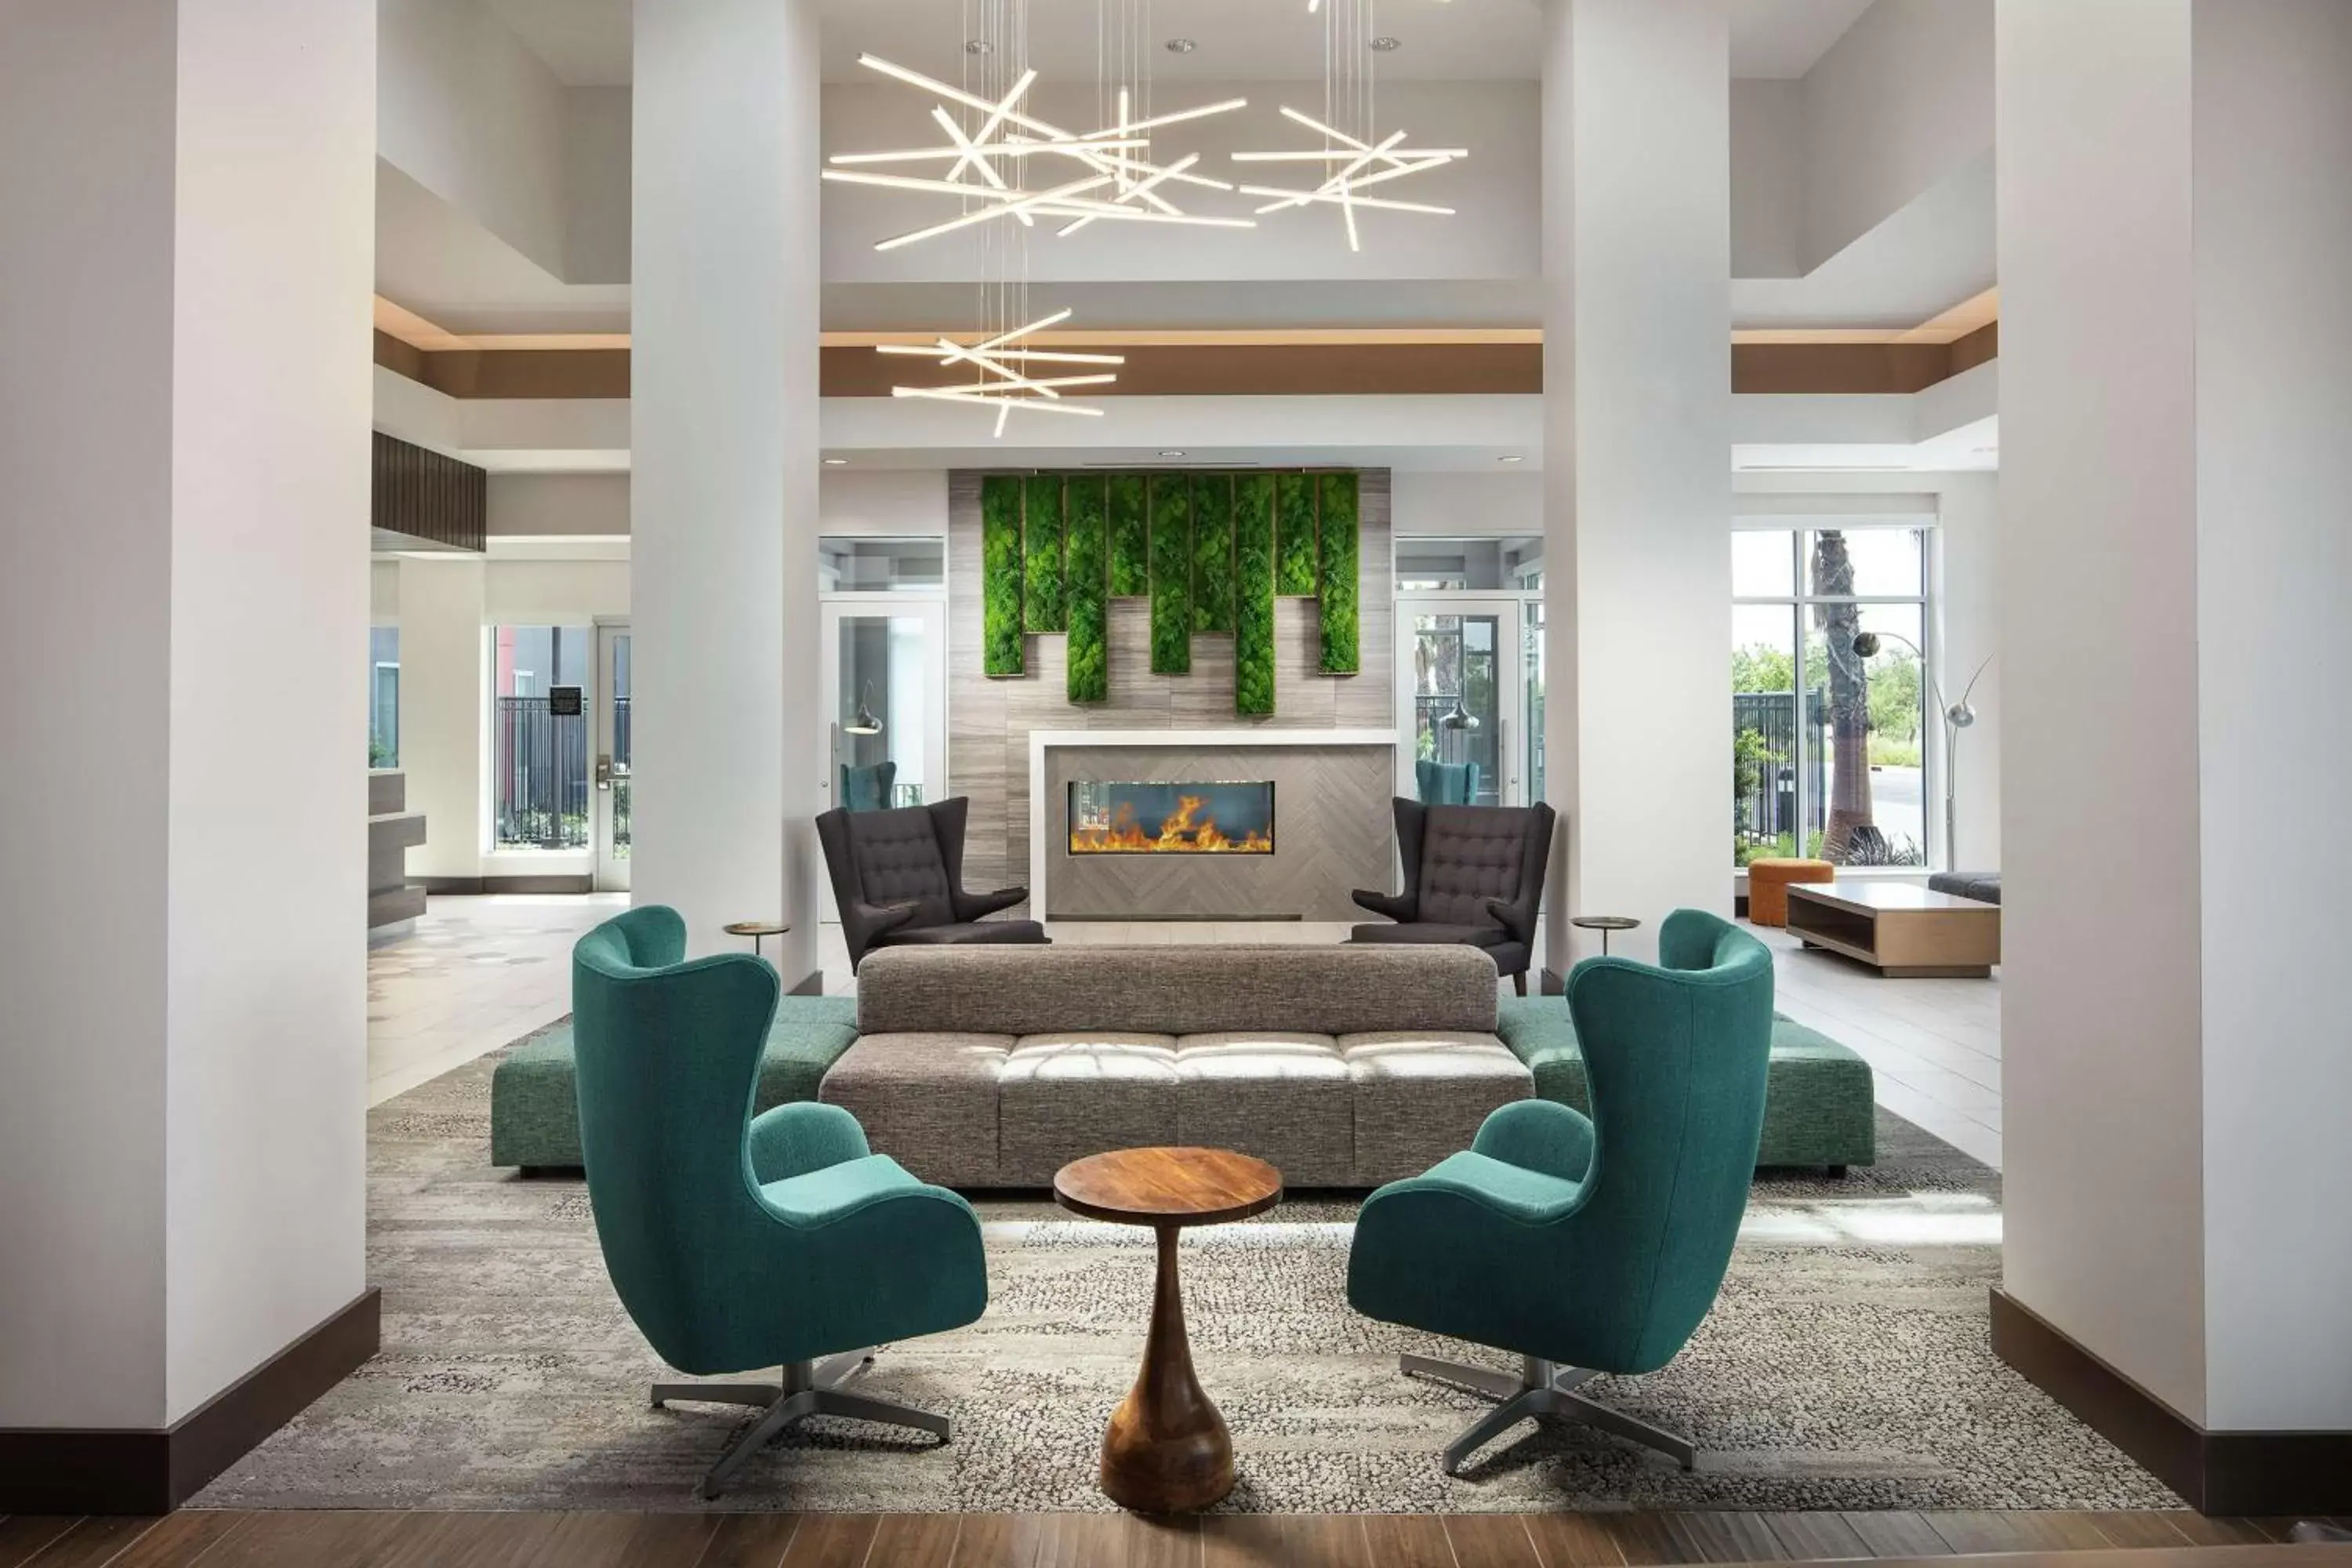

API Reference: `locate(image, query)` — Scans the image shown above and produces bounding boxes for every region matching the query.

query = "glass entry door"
[592,623,631,892]
[819,599,947,816]
[1395,596,1540,807]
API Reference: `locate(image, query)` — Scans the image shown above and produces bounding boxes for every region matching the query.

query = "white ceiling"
[484,0,1873,89]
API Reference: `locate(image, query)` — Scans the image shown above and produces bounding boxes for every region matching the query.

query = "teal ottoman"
[490,995,860,1171]
[1495,996,1876,1173]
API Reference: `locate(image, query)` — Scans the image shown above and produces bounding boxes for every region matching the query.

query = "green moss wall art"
[1233,474,1276,716]
[1190,473,1236,633]
[1274,471,1319,597]
[1148,472,1192,675]
[1064,476,1109,703]
[981,475,1025,677]
[1022,473,1065,634]
[976,469,1363,707]
[1107,473,1149,597]
[1317,472,1361,675]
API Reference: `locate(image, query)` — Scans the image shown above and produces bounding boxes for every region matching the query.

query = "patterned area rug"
[197,1024,2176,1513]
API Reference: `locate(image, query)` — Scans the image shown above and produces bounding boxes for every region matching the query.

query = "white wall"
[1997,0,2209,1425]
[2,0,374,1432]
[820,78,1538,286]
[2190,0,2352,1433]
[818,469,948,537]
[397,557,488,881]
[488,472,630,537]
[1392,470,1545,536]
[485,558,630,623]
[564,87,633,286]
[377,0,572,278]
[1802,0,1993,269]
[1730,79,1805,278]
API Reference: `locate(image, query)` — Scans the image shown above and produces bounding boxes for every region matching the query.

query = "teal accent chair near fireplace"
[1345,909,1774,1475]
[571,905,989,1497]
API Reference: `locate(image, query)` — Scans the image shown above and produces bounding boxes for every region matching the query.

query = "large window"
[1733,525,1932,869]
[368,627,400,768]
[494,625,593,851]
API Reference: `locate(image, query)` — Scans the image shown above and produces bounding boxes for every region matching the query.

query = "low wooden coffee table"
[1785,880,2001,978]
[1053,1146,1283,1513]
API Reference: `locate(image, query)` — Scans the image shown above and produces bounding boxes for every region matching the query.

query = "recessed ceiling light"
[1370,36,1402,52]
[822,457,848,466]
[964,38,993,55]
[1160,449,1187,458]
[1497,455,1524,463]
[1164,37,1196,53]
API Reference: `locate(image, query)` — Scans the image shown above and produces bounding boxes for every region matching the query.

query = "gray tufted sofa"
[825,943,1526,1187]
[814,797,1047,971]
[1347,797,1556,994]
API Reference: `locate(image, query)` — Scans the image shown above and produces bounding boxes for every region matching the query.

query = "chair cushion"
[875,919,1048,947]
[996,1033,1181,1185]
[1414,806,1537,927]
[1338,1030,1531,1185]
[1347,921,1508,948]
[1174,1033,1354,1186]
[757,1152,925,1221]
[844,808,956,927]
[819,1032,1011,1186]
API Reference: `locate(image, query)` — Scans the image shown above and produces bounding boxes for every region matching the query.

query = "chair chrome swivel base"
[1401,1352,1697,1475]
[653,1348,951,1499]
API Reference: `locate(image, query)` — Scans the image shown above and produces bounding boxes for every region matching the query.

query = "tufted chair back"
[836,801,960,928]
[1404,800,1555,928]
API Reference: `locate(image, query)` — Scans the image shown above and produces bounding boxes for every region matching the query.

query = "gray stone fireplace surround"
[947,469,1396,915]
[1040,734,1396,922]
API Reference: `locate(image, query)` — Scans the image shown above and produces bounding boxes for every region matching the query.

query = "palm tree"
[1810,532,1873,860]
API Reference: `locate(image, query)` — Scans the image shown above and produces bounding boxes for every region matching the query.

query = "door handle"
[595,753,612,790]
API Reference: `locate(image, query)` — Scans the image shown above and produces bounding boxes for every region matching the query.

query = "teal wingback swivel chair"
[1346,908,1773,1474]
[572,906,989,1498]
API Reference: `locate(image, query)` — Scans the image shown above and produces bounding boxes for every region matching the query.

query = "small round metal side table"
[721,921,791,963]
[1569,915,1640,956]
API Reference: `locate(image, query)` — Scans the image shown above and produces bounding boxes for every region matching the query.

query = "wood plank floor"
[0,1512,2344,1568]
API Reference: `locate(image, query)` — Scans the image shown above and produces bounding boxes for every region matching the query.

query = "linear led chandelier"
[1239,0,1467,250]
[822,0,1254,255]
[883,309,1123,437]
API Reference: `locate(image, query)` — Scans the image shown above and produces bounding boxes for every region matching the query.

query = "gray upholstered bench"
[488,995,858,1171]
[1494,996,1877,1173]
[828,944,1525,1188]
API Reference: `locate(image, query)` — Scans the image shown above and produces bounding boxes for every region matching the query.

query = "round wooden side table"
[720,920,790,963]
[1570,914,1641,956]
[1052,1146,1283,1513]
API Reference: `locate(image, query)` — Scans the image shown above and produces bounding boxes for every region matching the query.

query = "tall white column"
[0,0,376,1470]
[1541,0,1733,975]
[630,0,823,984]
[397,556,488,882]
[1999,0,2352,1489]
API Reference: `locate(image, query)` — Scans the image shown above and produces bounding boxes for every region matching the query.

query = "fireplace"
[1069,779,1275,855]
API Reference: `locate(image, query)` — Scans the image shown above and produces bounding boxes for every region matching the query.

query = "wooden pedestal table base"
[1052,1146,1283,1512]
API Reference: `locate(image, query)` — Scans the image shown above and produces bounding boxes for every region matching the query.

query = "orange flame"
[1070,794,1272,854]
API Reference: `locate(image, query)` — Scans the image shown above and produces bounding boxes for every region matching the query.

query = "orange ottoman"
[1747,857,1835,927]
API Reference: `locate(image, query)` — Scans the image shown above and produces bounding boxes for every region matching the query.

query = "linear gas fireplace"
[1069,779,1274,855]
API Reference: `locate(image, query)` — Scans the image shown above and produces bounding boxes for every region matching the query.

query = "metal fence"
[495,696,591,849]
[1733,688,1824,850]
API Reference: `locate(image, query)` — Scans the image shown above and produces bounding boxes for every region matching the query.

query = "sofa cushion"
[819,1031,1011,1187]
[1338,1030,1531,1185]
[1929,871,2002,906]
[1174,1032,1354,1187]
[997,1033,1181,1186]
[855,943,1499,1038]
[488,996,859,1169]
[1493,997,1877,1170]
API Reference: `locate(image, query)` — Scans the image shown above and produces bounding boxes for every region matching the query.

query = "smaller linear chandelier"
[881,309,1126,438]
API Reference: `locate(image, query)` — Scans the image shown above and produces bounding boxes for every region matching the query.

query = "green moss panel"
[1316,471,1361,674]
[1190,473,1236,633]
[1275,470,1319,597]
[1106,473,1149,597]
[1233,474,1276,716]
[981,474,1025,677]
[1022,473,1065,633]
[1148,472,1192,674]
[1064,475,1109,703]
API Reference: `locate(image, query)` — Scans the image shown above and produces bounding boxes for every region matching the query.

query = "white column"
[2000,0,2352,1446]
[397,557,488,882]
[1541,0,1733,975]
[0,0,375,1439]
[630,0,823,983]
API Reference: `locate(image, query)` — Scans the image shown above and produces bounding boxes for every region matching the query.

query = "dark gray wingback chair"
[1348,798,1556,994]
[815,797,1047,971]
